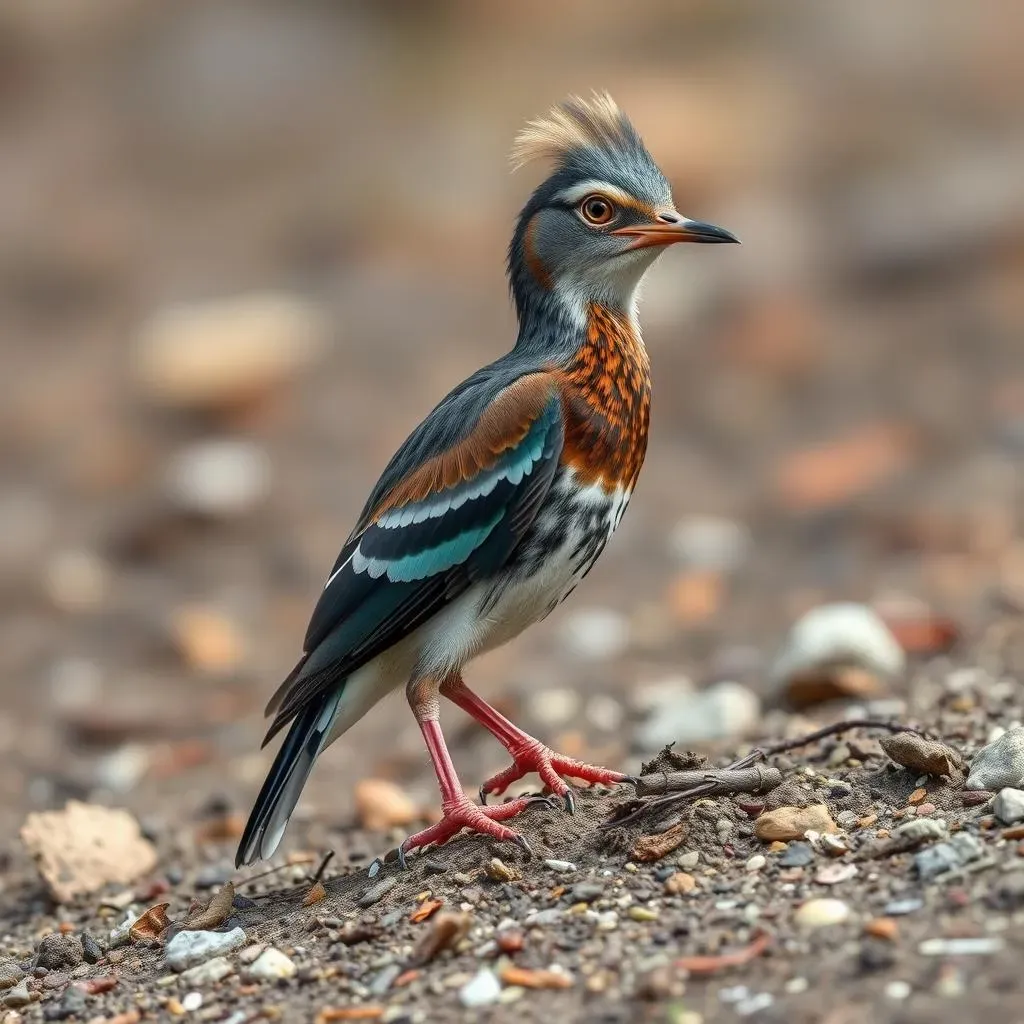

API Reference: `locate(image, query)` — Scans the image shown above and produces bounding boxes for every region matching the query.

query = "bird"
[236,92,737,868]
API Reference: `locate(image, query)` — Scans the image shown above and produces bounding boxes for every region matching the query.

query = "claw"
[563,789,576,814]
[513,834,534,859]
[479,784,489,806]
[525,794,558,812]
[619,774,639,788]
[396,844,410,871]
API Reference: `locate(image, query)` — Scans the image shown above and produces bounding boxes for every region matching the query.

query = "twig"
[633,764,782,799]
[308,849,335,885]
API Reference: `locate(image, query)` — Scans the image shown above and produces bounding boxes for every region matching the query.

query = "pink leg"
[397,677,547,863]
[440,675,627,808]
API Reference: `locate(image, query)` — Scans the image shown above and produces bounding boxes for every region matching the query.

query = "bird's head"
[508,93,737,328]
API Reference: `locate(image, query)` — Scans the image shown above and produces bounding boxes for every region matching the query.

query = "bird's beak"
[611,217,740,251]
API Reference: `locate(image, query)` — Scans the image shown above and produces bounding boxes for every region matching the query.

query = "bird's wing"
[262,370,564,743]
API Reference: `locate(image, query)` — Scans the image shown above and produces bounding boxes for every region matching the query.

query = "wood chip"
[499,965,573,989]
[411,911,472,965]
[676,930,770,975]
[182,881,234,931]
[129,903,172,942]
[303,881,327,907]
[20,802,158,903]
[409,898,443,923]
[631,821,689,862]
[315,1009,384,1022]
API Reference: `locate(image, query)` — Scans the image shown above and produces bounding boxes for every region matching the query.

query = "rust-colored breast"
[556,304,651,491]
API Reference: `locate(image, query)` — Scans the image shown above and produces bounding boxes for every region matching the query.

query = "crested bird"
[236,93,738,868]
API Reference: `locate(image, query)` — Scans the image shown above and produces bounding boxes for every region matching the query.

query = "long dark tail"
[235,694,339,867]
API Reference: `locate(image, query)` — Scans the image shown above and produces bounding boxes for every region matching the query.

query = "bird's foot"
[397,794,551,867]
[480,739,627,809]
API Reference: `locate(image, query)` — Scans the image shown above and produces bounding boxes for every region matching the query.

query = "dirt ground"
[1,2,1024,1022]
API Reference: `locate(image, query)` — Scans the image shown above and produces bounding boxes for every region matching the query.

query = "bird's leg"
[397,676,546,862]
[440,674,626,808]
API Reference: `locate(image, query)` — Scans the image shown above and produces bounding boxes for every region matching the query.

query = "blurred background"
[1,0,1022,856]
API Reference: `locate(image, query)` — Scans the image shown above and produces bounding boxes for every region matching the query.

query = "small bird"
[236,93,737,868]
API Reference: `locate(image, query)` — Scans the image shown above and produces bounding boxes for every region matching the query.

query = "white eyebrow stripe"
[552,180,636,206]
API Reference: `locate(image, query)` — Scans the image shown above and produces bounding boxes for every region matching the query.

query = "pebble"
[678,851,700,869]
[560,607,630,660]
[132,292,326,410]
[627,906,659,922]
[919,936,1005,956]
[915,834,984,880]
[879,732,963,777]
[745,855,766,871]
[531,689,581,726]
[81,933,102,964]
[3,979,32,1009]
[893,818,947,842]
[664,872,697,895]
[359,877,398,908]
[794,898,850,928]
[771,603,905,690]
[459,968,501,1008]
[884,897,924,916]
[0,960,24,990]
[543,860,577,873]
[165,440,272,519]
[967,728,1024,790]
[34,934,83,972]
[595,911,619,932]
[244,948,296,982]
[885,980,911,1000]
[570,882,604,902]
[485,858,520,883]
[181,991,203,1011]
[815,863,858,885]
[635,680,760,749]
[755,804,837,842]
[668,515,751,571]
[47,983,88,1020]
[994,787,1024,825]
[180,956,234,987]
[525,908,563,926]
[354,779,417,831]
[165,927,247,971]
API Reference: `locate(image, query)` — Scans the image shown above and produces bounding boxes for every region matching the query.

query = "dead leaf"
[182,881,234,931]
[784,666,885,708]
[676,930,770,974]
[879,732,963,777]
[303,881,326,907]
[409,898,442,923]
[631,821,689,862]
[775,424,914,512]
[129,903,172,942]
[20,802,158,903]
[410,911,472,965]
[499,965,573,989]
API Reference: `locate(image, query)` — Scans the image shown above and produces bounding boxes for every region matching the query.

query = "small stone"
[0,961,24,990]
[772,603,904,706]
[678,851,700,869]
[525,908,563,926]
[919,936,1005,956]
[755,805,837,842]
[893,817,946,842]
[908,788,927,805]
[664,872,697,895]
[778,841,815,867]
[669,515,751,571]
[994,788,1024,825]
[181,991,203,1011]
[569,881,604,902]
[3,979,31,1008]
[354,779,417,831]
[815,863,858,885]
[459,968,501,1008]
[48,983,88,1020]
[914,834,984,881]
[80,933,102,964]
[34,934,83,972]
[543,859,577,873]
[180,956,234,987]
[165,927,247,972]
[165,440,272,519]
[745,855,766,871]
[244,948,296,982]
[627,906,659,922]
[794,898,850,928]
[967,728,1024,791]
[885,980,911,1000]
[560,607,630,660]
[864,918,898,941]
[595,911,619,931]
[484,857,520,883]
[132,292,325,411]
[359,876,397,908]
[883,898,923,916]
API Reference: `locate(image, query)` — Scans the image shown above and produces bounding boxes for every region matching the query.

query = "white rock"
[543,860,577,873]
[994,788,1024,825]
[919,936,1005,956]
[560,607,630,661]
[794,898,850,928]
[244,947,296,982]
[967,729,1024,791]
[459,968,501,1008]
[166,927,247,972]
[893,818,947,842]
[668,515,751,571]
[635,680,760,750]
[771,603,905,686]
[181,991,203,1011]
[745,855,766,871]
[180,956,234,987]
[885,980,911,1001]
[165,440,272,519]
[133,292,326,410]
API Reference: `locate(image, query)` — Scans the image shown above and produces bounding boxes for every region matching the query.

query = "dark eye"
[579,194,615,225]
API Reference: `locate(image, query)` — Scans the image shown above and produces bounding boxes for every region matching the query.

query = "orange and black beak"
[611,214,739,251]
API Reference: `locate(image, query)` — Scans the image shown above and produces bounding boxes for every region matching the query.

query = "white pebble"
[794,898,850,928]
[459,968,501,1008]
[919,936,1005,957]
[994,787,1024,825]
[180,956,234,987]
[745,855,766,871]
[668,515,751,571]
[967,728,1024,790]
[165,440,272,519]
[166,927,248,972]
[543,859,577,873]
[244,947,296,981]
[181,991,203,1011]
[885,980,911,1001]
[560,607,630,661]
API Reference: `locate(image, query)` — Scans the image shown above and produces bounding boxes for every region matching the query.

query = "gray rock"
[34,934,83,972]
[994,787,1024,825]
[635,680,760,750]
[459,968,501,1008]
[914,834,984,881]
[570,882,605,903]
[80,933,102,964]
[243,948,296,982]
[771,603,905,687]
[893,818,947,842]
[358,876,397,908]
[180,955,234,987]
[966,728,1024,791]
[0,959,23,990]
[3,979,31,1008]
[165,927,247,972]
[47,982,88,1020]
[779,842,815,867]
[883,898,923,916]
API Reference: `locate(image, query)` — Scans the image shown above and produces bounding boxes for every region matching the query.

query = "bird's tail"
[235,693,340,868]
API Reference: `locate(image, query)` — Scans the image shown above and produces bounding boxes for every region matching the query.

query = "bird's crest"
[510,92,642,172]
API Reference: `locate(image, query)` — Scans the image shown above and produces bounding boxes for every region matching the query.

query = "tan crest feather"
[510,92,634,172]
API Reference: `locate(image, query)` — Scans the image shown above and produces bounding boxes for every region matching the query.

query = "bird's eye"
[579,194,615,226]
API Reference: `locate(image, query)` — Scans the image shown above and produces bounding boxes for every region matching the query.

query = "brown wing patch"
[556,305,651,492]
[372,372,557,517]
